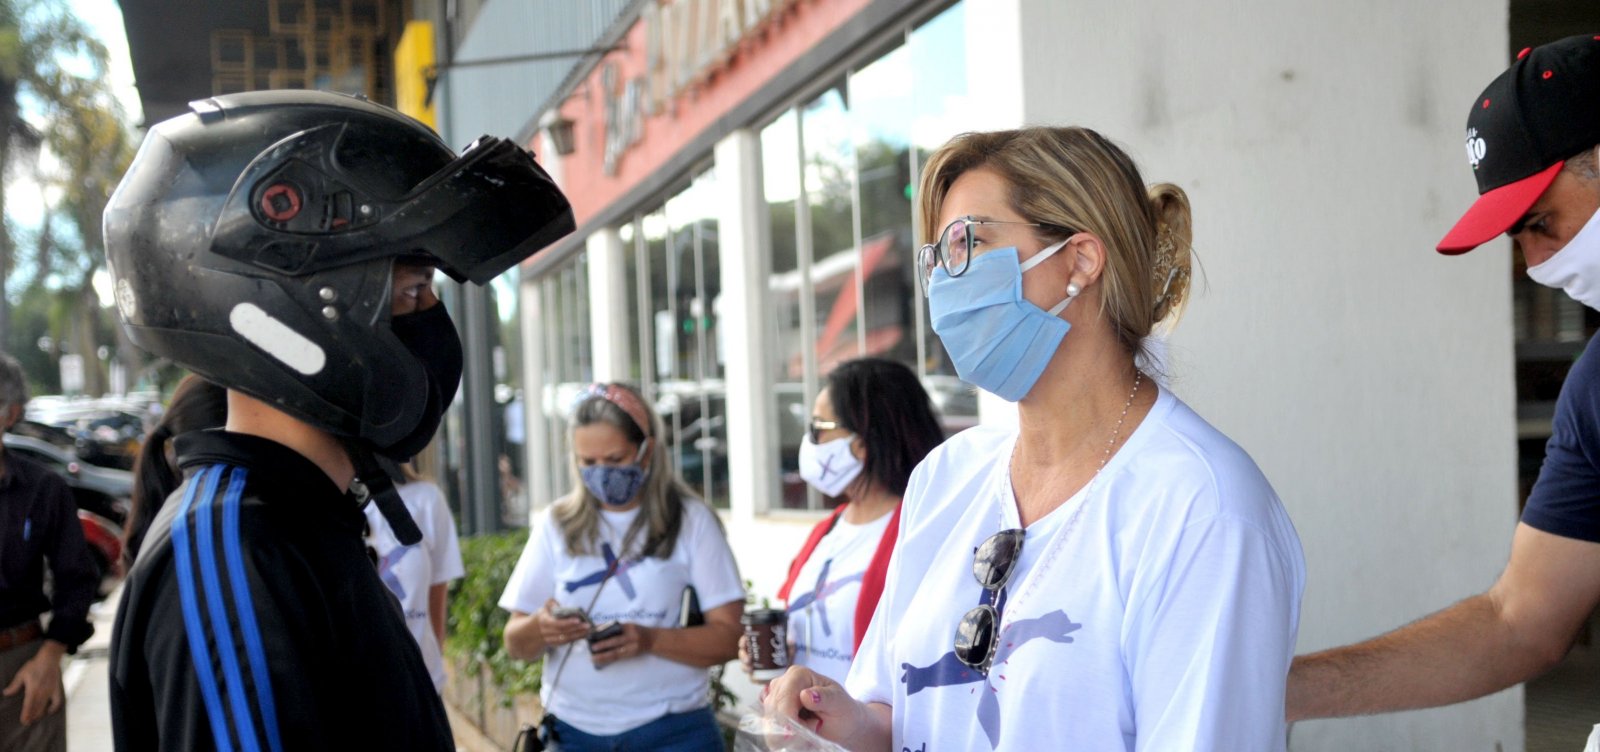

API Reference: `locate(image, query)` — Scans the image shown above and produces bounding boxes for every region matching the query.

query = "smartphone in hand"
[587,620,624,646]
[550,605,590,624]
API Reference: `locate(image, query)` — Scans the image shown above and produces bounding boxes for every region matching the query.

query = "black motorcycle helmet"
[105,90,573,457]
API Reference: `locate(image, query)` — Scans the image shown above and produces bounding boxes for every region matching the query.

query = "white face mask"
[797,433,864,498]
[1527,204,1600,312]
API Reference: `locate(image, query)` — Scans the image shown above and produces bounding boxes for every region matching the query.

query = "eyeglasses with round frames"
[917,216,1075,294]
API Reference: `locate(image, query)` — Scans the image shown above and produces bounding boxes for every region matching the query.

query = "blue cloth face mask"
[928,240,1074,402]
[580,439,650,507]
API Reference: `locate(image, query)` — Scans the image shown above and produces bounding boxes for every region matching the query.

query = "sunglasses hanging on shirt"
[953,528,1025,676]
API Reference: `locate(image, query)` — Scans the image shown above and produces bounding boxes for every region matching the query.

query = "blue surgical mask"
[928,241,1073,402]
[580,440,650,506]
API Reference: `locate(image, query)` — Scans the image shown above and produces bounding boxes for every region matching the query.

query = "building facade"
[435,0,1574,749]
[113,0,1600,747]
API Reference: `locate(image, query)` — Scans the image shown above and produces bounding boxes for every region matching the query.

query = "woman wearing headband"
[740,358,944,685]
[500,382,743,751]
[763,127,1305,750]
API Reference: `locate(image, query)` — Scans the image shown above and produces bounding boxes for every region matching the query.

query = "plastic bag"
[733,709,849,752]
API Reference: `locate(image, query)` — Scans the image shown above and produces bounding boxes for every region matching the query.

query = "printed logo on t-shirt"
[786,559,864,638]
[900,607,1083,748]
[377,544,417,601]
[563,542,641,599]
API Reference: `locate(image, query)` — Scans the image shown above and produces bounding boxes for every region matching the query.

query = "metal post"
[461,283,500,534]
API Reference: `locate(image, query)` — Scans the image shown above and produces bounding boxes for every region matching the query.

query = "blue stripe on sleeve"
[221,467,284,752]
[172,465,235,752]
[195,465,263,752]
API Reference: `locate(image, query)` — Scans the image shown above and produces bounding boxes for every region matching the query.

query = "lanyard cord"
[542,555,619,704]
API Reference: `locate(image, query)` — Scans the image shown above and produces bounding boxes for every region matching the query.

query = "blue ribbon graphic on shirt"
[562,542,638,600]
[786,559,864,637]
[899,609,1083,748]
[376,545,417,602]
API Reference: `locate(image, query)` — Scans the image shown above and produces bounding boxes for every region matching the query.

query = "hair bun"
[1146,183,1193,323]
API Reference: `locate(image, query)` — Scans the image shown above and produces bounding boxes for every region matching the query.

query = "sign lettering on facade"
[605,0,795,174]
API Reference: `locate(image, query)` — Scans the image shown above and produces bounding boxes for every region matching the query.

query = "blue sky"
[5,0,140,231]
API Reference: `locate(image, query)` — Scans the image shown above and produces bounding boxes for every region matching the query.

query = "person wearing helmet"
[104,90,573,750]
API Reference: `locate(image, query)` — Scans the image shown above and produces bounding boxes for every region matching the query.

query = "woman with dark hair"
[122,375,227,568]
[745,358,944,685]
[499,382,743,751]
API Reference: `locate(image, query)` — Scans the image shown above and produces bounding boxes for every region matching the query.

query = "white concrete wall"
[973,0,1519,748]
[586,228,630,383]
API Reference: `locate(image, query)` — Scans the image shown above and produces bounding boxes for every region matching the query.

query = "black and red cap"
[1438,34,1600,254]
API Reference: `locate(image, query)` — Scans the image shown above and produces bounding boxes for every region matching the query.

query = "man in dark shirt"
[103,90,572,749]
[0,352,97,752]
[1290,33,1600,719]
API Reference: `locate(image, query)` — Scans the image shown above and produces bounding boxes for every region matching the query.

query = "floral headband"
[573,383,652,438]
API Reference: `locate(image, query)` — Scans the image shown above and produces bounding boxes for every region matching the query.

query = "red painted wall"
[546,0,873,225]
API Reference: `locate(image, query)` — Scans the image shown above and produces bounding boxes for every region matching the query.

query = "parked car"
[4,433,133,597]
[26,396,156,471]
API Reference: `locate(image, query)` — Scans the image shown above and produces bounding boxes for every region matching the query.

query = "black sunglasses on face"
[953,528,1025,676]
[807,418,841,444]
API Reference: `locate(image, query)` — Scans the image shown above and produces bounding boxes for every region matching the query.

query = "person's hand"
[2,641,65,725]
[589,622,655,668]
[537,599,590,647]
[760,665,871,746]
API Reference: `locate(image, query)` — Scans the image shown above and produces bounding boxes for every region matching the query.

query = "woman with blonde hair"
[500,382,743,751]
[764,127,1305,751]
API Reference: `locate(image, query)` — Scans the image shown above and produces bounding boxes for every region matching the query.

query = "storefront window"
[763,110,811,509]
[908,2,978,430]
[621,221,645,384]
[804,84,863,375]
[535,251,591,511]
[763,2,975,511]
[623,169,729,508]
[490,269,527,526]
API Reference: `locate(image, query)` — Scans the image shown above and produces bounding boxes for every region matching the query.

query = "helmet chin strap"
[345,440,423,546]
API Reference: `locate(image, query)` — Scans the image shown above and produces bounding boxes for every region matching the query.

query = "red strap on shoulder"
[777,505,846,603]
[853,503,901,652]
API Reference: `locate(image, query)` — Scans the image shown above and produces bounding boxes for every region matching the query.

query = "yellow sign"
[394,21,437,130]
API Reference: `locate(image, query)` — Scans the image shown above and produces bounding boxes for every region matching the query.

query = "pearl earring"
[1066,282,1082,298]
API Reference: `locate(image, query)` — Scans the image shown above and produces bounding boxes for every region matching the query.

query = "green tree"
[0,0,105,349]
[28,71,135,395]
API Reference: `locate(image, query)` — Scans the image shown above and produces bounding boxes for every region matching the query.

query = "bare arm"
[591,601,744,669]
[1288,523,1600,720]
[429,583,448,647]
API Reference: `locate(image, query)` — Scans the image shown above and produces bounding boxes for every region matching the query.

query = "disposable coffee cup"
[741,608,789,681]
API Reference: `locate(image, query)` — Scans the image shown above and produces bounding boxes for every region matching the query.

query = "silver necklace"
[997,370,1144,630]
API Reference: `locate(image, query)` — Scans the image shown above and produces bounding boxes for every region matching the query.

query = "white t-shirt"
[846,388,1305,752]
[363,480,465,691]
[785,511,893,684]
[498,498,744,736]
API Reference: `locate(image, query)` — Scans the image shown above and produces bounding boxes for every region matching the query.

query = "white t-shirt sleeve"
[844,457,923,704]
[498,510,559,614]
[419,482,464,584]
[683,501,745,610]
[1124,513,1299,751]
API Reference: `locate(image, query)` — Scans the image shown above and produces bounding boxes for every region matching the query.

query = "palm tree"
[0,0,106,347]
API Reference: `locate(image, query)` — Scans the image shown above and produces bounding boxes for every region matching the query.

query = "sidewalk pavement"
[62,583,117,752]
